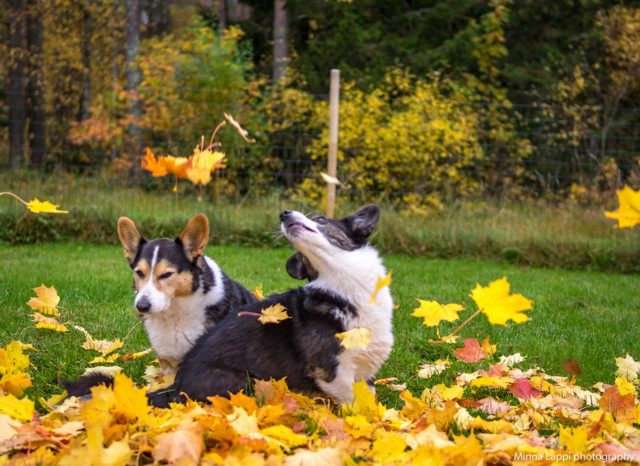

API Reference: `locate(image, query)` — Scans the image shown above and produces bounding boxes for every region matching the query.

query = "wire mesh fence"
[3,76,640,260]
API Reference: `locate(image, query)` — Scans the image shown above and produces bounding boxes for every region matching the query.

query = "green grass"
[2,241,639,410]
[3,171,640,272]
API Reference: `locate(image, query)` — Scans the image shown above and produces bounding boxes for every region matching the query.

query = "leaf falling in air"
[605,185,640,228]
[412,300,463,327]
[257,304,290,324]
[335,327,372,350]
[224,113,255,143]
[252,285,265,300]
[369,271,391,304]
[470,277,533,326]
[26,198,68,214]
[321,172,342,185]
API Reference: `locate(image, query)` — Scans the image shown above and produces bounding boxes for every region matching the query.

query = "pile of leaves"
[2,279,640,464]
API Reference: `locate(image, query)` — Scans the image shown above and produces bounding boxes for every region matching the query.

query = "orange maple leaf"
[454,339,494,363]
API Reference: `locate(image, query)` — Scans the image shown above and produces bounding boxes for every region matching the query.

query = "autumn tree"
[126,0,142,146]
[8,0,26,168]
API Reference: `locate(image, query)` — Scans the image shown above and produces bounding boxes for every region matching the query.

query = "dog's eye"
[135,270,144,278]
[312,215,326,223]
[159,271,174,280]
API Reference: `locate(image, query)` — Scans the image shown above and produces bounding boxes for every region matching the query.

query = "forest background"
[2,0,640,270]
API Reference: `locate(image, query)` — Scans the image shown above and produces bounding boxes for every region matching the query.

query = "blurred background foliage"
[3,0,640,240]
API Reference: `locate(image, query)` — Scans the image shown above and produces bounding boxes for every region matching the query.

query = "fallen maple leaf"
[369,271,391,304]
[615,353,640,381]
[27,284,61,316]
[605,185,640,228]
[412,300,463,327]
[32,312,68,332]
[509,379,543,400]
[455,339,492,363]
[154,419,206,463]
[335,327,371,349]
[470,277,533,326]
[498,353,525,367]
[417,360,450,379]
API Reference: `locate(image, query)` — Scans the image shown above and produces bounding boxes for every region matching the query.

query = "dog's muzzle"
[280,210,315,236]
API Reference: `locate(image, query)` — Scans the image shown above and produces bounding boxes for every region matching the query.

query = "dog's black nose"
[280,210,293,221]
[136,297,151,313]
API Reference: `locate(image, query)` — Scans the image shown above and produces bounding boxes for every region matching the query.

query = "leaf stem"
[0,192,29,206]
[208,121,227,149]
[429,308,483,344]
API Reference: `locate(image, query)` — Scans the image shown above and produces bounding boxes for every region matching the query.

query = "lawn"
[1,240,638,410]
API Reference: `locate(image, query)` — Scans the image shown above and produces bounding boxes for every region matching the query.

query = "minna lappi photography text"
[515,452,635,463]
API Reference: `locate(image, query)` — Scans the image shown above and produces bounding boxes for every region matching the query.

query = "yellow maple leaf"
[369,271,392,304]
[185,148,226,186]
[0,373,32,397]
[74,325,123,355]
[559,426,590,453]
[342,380,382,422]
[470,277,533,326]
[605,185,640,228]
[32,312,68,332]
[88,353,119,364]
[252,285,265,300]
[26,198,68,214]
[112,373,150,425]
[412,300,463,327]
[0,341,32,374]
[63,424,132,466]
[615,376,637,396]
[27,284,61,316]
[257,304,290,324]
[261,425,308,449]
[335,327,372,349]
[0,393,35,422]
[369,431,409,463]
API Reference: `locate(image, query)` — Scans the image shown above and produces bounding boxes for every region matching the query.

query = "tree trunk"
[219,0,228,31]
[80,5,92,122]
[26,0,46,168]
[272,0,289,83]
[126,0,142,147]
[9,0,26,169]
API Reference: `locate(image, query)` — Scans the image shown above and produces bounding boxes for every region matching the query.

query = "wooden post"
[326,69,340,218]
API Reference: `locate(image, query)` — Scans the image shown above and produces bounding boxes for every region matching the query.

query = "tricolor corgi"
[147,205,394,407]
[116,214,258,374]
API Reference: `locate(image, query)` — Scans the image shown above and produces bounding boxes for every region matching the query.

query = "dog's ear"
[345,204,380,239]
[178,214,209,262]
[286,252,318,281]
[117,217,146,265]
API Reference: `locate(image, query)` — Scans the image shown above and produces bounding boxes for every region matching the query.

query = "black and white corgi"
[116,214,258,374]
[147,205,394,407]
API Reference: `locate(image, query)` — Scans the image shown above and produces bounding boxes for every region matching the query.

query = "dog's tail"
[62,372,115,398]
[62,372,184,408]
[146,386,186,408]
